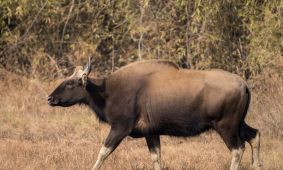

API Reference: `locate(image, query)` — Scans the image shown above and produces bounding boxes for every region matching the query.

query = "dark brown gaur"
[48,58,261,170]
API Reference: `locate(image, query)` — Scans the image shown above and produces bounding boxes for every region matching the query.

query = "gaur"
[48,58,261,170]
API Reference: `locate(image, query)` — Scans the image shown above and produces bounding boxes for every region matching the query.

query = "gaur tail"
[241,86,251,122]
[239,86,258,141]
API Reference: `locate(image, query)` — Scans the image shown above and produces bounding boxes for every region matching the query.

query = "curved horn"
[83,56,92,75]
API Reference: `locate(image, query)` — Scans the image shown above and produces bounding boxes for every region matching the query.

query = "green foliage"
[0,0,281,80]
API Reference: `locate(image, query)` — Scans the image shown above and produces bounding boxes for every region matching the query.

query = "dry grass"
[0,69,282,170]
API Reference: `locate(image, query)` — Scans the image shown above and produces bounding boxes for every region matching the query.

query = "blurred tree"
[0,0,281,80]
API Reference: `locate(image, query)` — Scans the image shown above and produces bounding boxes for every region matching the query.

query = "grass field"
[0,69,282,170]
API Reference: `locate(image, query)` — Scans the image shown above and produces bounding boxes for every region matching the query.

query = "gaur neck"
[86,78,107,122]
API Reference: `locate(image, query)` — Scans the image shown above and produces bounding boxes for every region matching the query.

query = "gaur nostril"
[48,96,53,102]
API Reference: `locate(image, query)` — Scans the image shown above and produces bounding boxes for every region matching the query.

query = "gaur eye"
[66,82,73,89]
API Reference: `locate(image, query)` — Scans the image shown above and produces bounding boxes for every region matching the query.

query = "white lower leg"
[230,146,245,170]
[150,147,161,170]
[92,146,113,170]
[250,132,261,169]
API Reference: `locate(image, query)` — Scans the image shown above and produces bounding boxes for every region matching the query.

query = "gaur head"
[48,57,92,107]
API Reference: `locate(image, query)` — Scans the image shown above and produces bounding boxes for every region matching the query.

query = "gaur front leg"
[145,135,161,170]
[92,146,113,170]
[230,146,245,170]
[92,127,130,170]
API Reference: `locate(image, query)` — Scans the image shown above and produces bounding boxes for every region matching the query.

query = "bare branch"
[45,54,63,77]
[138,5,144,60]
[138,33,144,61]
[185,3,193,69]
[112,37,115,73]
[21,0,48,41]
[60,0,75,55]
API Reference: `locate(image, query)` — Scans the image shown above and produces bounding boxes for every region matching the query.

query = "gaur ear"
[81,73,88,86]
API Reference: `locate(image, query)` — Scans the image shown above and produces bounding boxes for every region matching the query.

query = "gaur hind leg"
[92,126,131,170]
[240,122,262,169]
[216,124,245,170]
[145,135,161,170]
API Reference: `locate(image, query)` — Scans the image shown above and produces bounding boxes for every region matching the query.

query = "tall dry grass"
[0,69,282,170]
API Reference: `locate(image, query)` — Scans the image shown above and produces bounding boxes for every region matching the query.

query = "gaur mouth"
[48,100,59,106]
[48,99,76,107]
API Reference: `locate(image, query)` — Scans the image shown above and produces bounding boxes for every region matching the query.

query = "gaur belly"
[130,118,211,138]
